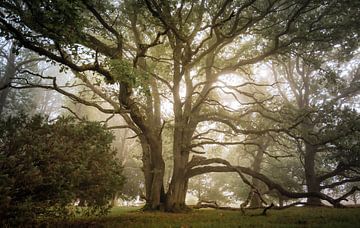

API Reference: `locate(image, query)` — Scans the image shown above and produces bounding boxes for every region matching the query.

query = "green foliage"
[16,0,88,43]
[323,106,360,167]
[0,113,125,225]
[108,59,136,84]
[108,58,150,94]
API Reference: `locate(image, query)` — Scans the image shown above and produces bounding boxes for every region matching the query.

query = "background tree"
[0,40,45,116]
[269,52,360,205]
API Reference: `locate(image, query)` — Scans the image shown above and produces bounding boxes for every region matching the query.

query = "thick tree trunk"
[149,134,166,209]
[119,77,166,210]
[165,126,191,212]
[166,170,189,212]
[140,134,166,210]
[140,136,154,207]
[304,142,322,205]
[165,145,190,211]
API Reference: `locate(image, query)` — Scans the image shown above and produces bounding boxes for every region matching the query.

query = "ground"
[47,206,360,227]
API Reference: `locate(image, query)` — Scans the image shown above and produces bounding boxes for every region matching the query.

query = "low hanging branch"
[186,158,360,208]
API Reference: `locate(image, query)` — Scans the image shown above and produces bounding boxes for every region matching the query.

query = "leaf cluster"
[108,58,150,94]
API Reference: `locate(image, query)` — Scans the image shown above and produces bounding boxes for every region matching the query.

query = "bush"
[0,114,125,225]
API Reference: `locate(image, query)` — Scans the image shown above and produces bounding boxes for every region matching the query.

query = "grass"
[46,206,360,227]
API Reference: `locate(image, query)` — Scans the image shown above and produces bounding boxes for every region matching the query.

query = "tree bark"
[165,115,196,211]
[353,193,357,205]
[304,142,322,205]
[277,190,287,207]
[0,45,16,116]
[278,196,284,207]
[166,172,189,211]
[165,137,191,211]
[163,38,194,212]
[148,141,166,210]
[249,146,265,208]
[139,134,166,210]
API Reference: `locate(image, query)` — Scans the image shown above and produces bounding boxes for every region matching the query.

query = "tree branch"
[186,157,344,207]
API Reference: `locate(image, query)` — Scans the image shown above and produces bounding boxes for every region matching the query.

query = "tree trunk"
[304,142,321,205]
[277,191,286,207]
[139,134,166,210]
[165,148,190,211]
[249,147,265,208]
[165,127,191,212]
[166,170,189,211]
[244,141,268,208]
[249,179,262,208]
[111,193,118,207]
[140,136,153,207]
[0,46,16,116]
[279,196,284,207]
[0,82,10,115]
[353,192,357,205]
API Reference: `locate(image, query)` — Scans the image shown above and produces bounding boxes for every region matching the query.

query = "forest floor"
[48,206,360,227]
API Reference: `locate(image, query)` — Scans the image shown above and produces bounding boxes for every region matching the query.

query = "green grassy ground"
[48,206,360,227]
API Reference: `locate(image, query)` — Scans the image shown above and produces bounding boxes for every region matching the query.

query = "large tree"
[1,0,359,211]
[269,52,360,205]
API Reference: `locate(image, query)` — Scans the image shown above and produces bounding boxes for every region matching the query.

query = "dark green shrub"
[0,114,124,225]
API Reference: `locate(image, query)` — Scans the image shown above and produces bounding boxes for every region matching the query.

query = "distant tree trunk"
[36,91,57,116]
[0,45,15,116]
[0,80,11,115]
[111,193,118,207]
[78,199,86,207]
[278,196,284,207]
[241,189,254,208]
[249,146,265,208]
[277,191,286,207]
[243,141,269,208]
[353,192,357,205]
[304,142,322,205]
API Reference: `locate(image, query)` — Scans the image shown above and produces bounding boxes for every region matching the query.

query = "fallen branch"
[194,200,219,209]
